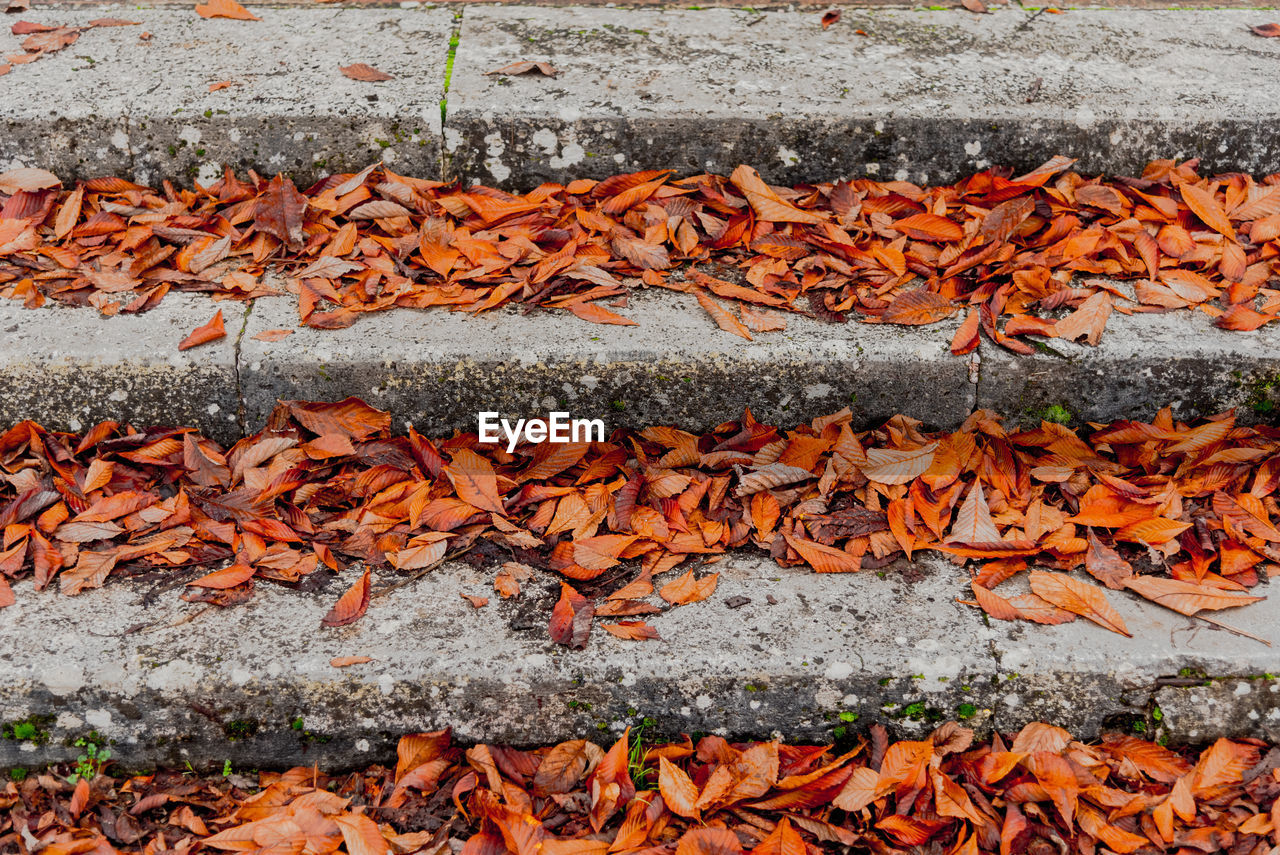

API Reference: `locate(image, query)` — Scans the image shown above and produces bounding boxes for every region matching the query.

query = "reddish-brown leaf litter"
[2,157,1280,349]
[6,722,1280,855]
[0,399,1275,642]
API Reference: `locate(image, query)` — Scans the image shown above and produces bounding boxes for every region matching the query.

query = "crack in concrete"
[232,300,254,436]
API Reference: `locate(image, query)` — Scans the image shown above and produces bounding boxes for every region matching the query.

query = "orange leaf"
[321,568,371,627]
[334,813,389,855]
[729,165,825,225]
[1054,291,1111,346]
[783,532,860,573]
[187,561,255,589]
[1179,182,1236,240]
[1123,575,1263,616]
[969,582,1021,621]
[574,534,639,571]
[882,289,957,326]
[1028,570,1130,636]
[861,443,938,485]
[659,756,701,819]
[445,449,506,514]
[602,621,660,640]
[695,289,752,340]
[565,300,638,326]
[659,569,718,604]
[195,0,260,20]
[178,310,226,351]
[893,212,963,242]
[750,817,805,855]
[549,582,594,648]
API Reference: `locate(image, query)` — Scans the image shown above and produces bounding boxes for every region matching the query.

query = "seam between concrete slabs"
[439,6,465,181]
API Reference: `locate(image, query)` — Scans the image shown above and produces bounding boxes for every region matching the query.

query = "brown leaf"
[962,0,988,12]
[820,9,841,28]
[330,655,373,667]
[340,62,393,82]
[1083,529,1133,590]
[1252,22,1280,36]
[254,174,307,248]
[321,568,371,627]
[1054,290,1111,346]
[177,310,227,351]
[486,60,558,77]
[549,582,594,648]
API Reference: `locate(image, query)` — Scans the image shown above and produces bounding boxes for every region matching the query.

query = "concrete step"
[2,5,1278,185]
[3,290,1278,444]
[1,552,1275,770]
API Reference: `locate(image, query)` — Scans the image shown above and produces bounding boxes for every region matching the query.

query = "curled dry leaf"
[330,655,373,667]
[1251,22,1280,36]
[820,9,840,28]
[486,60,558,77]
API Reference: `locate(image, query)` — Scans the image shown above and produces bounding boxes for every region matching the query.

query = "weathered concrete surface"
[0,295,246,444]
[445,6,1280,188]
[0,6,451,185]
[7,287,1280,439]
[975,308,1280,428]
[0,552,1274,770]
[238,290,974,436]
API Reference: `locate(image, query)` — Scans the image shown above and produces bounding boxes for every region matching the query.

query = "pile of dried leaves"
[0,399,1274,641]
[6,722,1280,855]
[2,156,1279,349]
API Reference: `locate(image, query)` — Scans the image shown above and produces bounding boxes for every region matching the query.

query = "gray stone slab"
[0,295,245,444]
[238,290,974,437]
[975,309,1280,428]
[444,6,1280,189]
[983,570,1280,742]
[0,5,451,185]
[1,552,1275,770]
